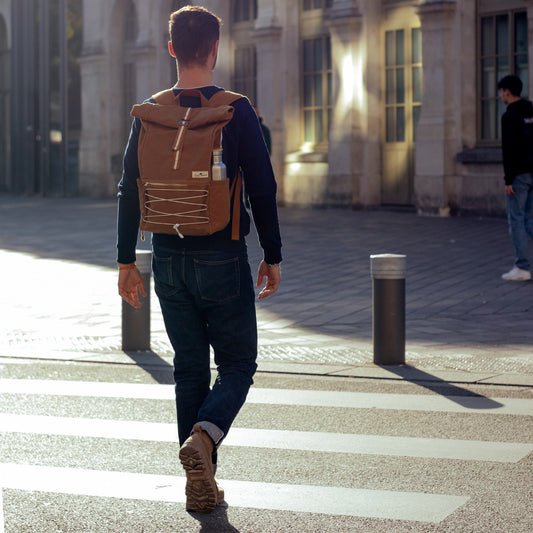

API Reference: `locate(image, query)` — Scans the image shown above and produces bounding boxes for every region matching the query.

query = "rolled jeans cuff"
[197,421,224,448]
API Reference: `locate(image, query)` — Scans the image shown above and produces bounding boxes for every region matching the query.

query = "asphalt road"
[1,357,531,533]
[0,195,532,531]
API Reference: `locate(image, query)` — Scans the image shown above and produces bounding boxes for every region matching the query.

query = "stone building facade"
[0,0,10,192]
[1,0,532,215]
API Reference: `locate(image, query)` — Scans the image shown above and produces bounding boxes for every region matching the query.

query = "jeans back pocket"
[194,257,240,302]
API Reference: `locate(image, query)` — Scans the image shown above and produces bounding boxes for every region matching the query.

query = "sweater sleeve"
[116,118,142,264]
[501,111,521,185]
[236,101,282,264]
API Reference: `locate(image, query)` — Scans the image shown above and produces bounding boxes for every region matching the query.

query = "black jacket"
[501,99,533,185]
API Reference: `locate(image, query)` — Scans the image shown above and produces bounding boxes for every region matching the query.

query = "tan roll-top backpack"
[130,88,246,240]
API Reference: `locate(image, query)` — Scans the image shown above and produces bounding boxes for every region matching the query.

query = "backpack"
[130,88,245,240]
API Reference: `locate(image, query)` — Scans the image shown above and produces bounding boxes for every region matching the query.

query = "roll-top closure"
[131,103,235,130]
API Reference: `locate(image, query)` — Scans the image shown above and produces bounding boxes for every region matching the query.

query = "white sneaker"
[501,266,531,281]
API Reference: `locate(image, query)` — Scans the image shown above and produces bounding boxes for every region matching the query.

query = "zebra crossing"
[0,375,532,531]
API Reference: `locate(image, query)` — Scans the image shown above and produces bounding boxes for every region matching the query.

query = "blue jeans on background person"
[506,172,533,271]
[152,245,258,450]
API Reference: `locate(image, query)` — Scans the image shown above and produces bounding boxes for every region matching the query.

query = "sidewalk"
[0,195,532,386]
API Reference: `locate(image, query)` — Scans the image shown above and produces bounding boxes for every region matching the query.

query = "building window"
[232,46,257,103]
[124,6,138,44]
[385,30,406,143]
[171,0,190,11]
[411,28,422,142]
[232,0,257,23]
[384,28,423,144]
[302,36,332,146]
[303,0,333,10]
[479,10,528,142]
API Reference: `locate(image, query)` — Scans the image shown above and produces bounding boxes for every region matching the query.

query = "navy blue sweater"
[117,86,282,265]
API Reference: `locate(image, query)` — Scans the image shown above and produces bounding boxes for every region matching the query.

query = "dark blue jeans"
[152,245,257,449]
[507,172,533,270]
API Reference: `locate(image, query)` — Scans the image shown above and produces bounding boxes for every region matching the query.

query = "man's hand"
[118,264,147,309]
[506,184,515,196]
[256,260,281,300]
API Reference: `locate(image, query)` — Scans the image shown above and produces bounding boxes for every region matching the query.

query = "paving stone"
[0,195,531,382]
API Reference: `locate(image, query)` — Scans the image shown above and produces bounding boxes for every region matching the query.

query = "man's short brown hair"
[169,6,221,68]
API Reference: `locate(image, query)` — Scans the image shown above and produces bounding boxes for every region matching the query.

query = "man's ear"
[168,41,176,58]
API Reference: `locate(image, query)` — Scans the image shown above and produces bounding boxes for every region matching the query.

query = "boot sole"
[179,445,217,513]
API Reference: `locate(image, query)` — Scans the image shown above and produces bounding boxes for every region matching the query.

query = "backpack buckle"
[178,118,190,127]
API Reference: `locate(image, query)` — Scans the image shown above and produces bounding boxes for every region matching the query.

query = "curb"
[1,351,532,388]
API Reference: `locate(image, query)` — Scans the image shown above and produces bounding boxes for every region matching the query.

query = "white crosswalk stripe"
[0,463,468,523]
[0,413,531,463]
[0,488,4,533]
[1,377,531,527]
[1,379,531,415]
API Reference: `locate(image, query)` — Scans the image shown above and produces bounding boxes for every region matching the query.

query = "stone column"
[133,45,157,101]
[326,0,363,206]
[414,0,459,215]
[252,0,284,189]
[78,50,110,195]
[133,1,157,100]
[209,0,231,89]
[78,0,111,196]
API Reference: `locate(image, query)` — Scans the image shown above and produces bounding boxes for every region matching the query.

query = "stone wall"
[76,0,530,217]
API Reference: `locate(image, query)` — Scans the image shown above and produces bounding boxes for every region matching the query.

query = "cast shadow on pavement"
[123,350,174,384]
[379,364,504,410]
[189,501,241,533]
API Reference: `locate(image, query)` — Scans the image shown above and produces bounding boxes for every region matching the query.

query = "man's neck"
[175,66,213,89]
[508,95,521,105]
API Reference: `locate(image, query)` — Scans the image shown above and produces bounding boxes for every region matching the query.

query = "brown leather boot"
[179,424,221,513]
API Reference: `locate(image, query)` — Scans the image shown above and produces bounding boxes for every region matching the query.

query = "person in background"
[497,74,533,281]
[254,106,272,155]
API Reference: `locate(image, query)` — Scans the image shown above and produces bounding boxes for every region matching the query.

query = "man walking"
[498,74,533,281]
[116,5,282,513]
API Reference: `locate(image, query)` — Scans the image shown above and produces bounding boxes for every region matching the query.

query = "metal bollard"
[122,250,151,352]
[370,254,406,365]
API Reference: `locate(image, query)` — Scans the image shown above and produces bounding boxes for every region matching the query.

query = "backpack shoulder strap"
[152,88,178,105]
[208,90,248,108]
[152,88,247,107]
